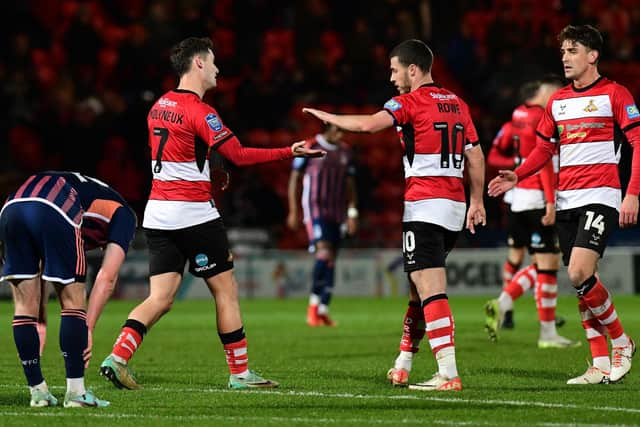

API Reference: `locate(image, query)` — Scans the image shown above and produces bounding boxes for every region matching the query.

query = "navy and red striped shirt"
[4,172,136,253]
[293,134,355,223]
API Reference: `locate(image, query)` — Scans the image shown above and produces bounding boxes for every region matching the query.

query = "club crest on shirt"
[205,113,223,131]
[626,104,640,119]
[384,99,402,111]
[583,99,598,113]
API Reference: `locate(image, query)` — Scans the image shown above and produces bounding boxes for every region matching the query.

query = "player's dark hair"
[170,37,214,77]
[519,81,541,103]
[389,39,433,73]
[558,25,603,61]
[539,73,566,88]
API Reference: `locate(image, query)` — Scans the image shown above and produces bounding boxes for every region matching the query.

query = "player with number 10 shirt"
[303,39,486,391]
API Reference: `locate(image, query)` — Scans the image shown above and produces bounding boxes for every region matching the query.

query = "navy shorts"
[305,218,341,251]
[0,201,85,284]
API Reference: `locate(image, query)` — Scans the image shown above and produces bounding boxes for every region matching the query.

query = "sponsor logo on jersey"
[558,104,567,115]
[626,104,640,119]
[430,92,457,100]
[557,124,564,135]
[566,131,587,139]
[206,113,223,131]
[213,130,229,140]
[583,99,598,113]
[158,98,177,107]
[566,122,605,130]
[384,99,402,111]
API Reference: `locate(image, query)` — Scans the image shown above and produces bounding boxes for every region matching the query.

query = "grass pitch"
[0,295,639,426]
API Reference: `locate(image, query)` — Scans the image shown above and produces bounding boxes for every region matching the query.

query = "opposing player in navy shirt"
[1,171,136,407]
[287,124,358,327]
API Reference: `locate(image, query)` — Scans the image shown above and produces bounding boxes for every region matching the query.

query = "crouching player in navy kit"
[0,171,137,407]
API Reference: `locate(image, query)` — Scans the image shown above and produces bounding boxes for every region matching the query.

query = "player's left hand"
[488,170,518,197]
[541,202,556,226]
[291,141,326,158]
[620,195,639,228]
[84,329,93,369]
[466,203,486,234]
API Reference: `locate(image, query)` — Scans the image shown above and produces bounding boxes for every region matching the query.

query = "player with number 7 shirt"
[99,36,324,391]
[489,25,639,384]
[304,39,486,391]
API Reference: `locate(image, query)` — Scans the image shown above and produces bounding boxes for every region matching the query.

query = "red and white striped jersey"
[144,89,228,229]
[510,104,556,212]
[144,89,292,229]
[536,77,640,211]
[383,83,479,231]
[487,121,516,205]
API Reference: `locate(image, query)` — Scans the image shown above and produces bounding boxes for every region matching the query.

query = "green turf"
[1,295,639,426]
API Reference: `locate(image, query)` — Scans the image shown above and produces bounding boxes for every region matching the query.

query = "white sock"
[66,377,86,395]
[497,292,513,313]
[29,380,48,393]
[309,294,320,306]
[394,351,414,371]
[593,356,611,372]
[436,346,458,379]
[611,333,630,348]
[539,320,557,340]
[317,304,329,315]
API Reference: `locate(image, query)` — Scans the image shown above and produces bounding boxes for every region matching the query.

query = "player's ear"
[194,54,203,69]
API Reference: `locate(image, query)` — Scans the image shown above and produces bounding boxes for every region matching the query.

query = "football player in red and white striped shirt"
[485,76,578,349]
[99,37,324,391]
[490,25,638,384]
[305,39,486,391]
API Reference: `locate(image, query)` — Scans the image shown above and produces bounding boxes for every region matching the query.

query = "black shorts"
[555,204,618,266]
[144,218,234,279]
[402,222,459,272]
[507,209,560,254]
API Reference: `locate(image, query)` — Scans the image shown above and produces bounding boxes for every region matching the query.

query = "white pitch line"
[1,384,639,415]
[142,386,640,415]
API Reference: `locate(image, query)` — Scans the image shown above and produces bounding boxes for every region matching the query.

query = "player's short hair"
[539,73,566,88]
[389,39,433,73]
[558,25,603,60]
[170,37,214,77]
[518,81,541,103]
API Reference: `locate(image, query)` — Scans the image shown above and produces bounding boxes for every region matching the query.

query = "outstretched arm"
[303,109,394,133]
[217,137,325,166]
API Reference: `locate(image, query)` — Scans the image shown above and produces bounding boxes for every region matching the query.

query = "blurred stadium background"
[2,0,640,298]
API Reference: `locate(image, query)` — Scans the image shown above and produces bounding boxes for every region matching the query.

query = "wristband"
[347,207,359,219]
